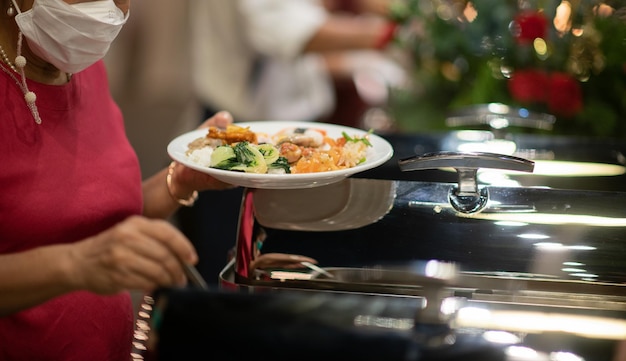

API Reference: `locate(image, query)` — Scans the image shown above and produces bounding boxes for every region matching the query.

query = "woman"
[0,0,233,359]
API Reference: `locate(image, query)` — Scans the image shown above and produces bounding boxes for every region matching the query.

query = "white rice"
[187,147,214,168]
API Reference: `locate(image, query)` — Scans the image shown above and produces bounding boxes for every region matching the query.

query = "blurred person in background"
[190,0,406,127]
[0,0,235,359]
[180,0,408,283]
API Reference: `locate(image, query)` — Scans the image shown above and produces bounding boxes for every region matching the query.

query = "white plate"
[253,178,397,230]
[167,121,394,189]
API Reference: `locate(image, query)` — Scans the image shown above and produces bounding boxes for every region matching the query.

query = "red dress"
[0,61,142,360]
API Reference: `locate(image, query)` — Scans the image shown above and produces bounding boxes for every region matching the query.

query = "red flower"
[514,11,548,44]
[508,70,583,117]
[546,72,583,117]
[508,69,548,103]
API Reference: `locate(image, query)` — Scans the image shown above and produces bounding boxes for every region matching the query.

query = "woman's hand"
[68,216,196,294]
[170,111,238,195]
[142,110,237,219]
[199,110,234,129]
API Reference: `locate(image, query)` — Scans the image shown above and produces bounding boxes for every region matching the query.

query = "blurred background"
[106,0,626,179]
[105,0,198,179]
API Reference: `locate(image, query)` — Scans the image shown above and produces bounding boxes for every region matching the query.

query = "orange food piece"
[207,125,257,145]
[290,137,350,174]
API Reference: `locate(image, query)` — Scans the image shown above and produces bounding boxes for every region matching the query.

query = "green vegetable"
[257,143,279,165]
[230,142,268,174]
[267,156,291,173]
[342,129,373,147]
[210,146,239,170]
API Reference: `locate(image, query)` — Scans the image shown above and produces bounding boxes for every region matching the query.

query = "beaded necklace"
[0,34,42,124]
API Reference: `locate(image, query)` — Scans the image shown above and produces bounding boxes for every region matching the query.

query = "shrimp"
[274,128,325,148]
[279,142,303,163]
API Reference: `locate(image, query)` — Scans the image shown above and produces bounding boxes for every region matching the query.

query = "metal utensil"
[183,263,209,290]
[301,261,334,279]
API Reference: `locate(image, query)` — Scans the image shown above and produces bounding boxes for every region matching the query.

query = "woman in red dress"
[0,0,234,359]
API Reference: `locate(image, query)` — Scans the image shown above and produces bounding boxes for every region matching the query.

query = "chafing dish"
[212,151,626,361]
[138,150,626,361]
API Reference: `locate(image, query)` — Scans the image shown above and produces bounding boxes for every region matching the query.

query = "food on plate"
[185,124,373,174]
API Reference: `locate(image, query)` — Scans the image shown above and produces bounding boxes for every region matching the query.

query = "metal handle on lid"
[398,151,534,213]
[445,102,556,136]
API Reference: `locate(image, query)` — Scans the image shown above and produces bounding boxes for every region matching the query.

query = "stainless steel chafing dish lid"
[359,130,626,192]
[234,152,626,286]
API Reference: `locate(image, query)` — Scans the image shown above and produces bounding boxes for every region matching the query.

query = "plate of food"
[167,121,394,189]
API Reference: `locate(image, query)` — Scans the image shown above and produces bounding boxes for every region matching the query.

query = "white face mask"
[12,0,128,74]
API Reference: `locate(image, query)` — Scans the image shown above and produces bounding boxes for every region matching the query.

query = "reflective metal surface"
[445,103,556,134]
[217,163,626,360]
[358,131,626,192]
[233,178,626,286]
[398,151,535,213]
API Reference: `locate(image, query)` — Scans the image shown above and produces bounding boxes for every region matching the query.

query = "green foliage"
[390,0,626,137]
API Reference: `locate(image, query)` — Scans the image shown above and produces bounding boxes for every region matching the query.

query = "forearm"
[142,112,236,220]
[0,244,76,316]
[323,0,393,17]
[303,15,388,53]
[141,166,184,219]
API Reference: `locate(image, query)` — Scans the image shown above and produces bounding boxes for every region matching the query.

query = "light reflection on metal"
[269,271,313,280]
[463,213,626,227]
[449,138,625,178]
[568,245,596,251]
[440,297,463,316]
[488,103,511,114]
[482,330,522,344]
[533,243,597,252]
[495,221,528,227]
[489,117,510,129]
[353,315,414,330]
[446,103,556,131]
[570,273,598,278]
[456,308,626,340]
[452,141,626,177]
[519,233,550,240]
[424,260,458,280]
[457,139,518,155]
[520,161,625,177]
[550,351,585,361]
[506,345,546,360]
[533,242,564,251]
[562,268,587,273]
[563,261,585,267]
